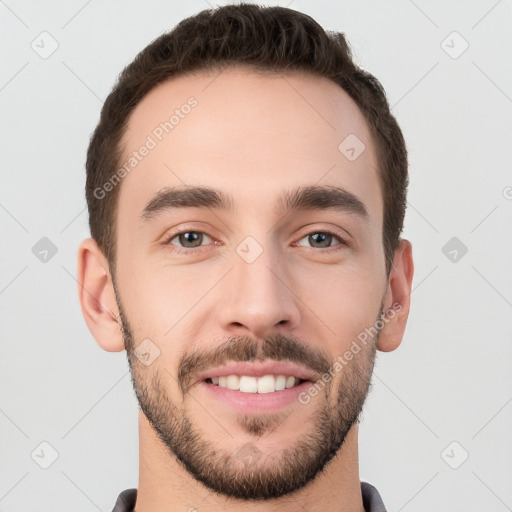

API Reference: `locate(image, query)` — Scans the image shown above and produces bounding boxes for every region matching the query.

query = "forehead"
[117,66,382,226]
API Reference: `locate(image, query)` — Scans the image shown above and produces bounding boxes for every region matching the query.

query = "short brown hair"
[86,3,408,277]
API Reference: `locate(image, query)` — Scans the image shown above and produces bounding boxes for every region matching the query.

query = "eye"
[296,231,346,250]
[167,231,213,249]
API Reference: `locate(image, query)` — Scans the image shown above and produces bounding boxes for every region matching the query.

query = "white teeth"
[226,375,240,390]
[211,374,300,393]
[275,375,287,391]
[285,376,296,389]
[257,375,275,394]
[239,375,258,393]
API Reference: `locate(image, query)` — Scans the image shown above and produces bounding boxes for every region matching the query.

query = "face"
[112,67,389,500]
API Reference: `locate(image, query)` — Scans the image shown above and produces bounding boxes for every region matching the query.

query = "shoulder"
[111,488,137,512]
[361,481,387,512]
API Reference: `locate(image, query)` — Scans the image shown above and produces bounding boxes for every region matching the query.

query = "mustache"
[178,333,334,395]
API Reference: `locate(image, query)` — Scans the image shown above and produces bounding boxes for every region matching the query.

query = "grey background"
[1,0,511,510]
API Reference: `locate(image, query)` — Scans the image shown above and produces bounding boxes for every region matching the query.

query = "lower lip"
[198,380,312,413]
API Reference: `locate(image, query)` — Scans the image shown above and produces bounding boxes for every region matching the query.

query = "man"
[77,4,414,511]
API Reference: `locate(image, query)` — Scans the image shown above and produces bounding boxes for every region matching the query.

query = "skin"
[78,67,414,512]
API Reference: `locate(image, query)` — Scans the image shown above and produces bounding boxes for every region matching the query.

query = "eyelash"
[163,229,349,254]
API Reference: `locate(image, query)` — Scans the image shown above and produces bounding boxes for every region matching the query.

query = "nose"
[217,241,301,339]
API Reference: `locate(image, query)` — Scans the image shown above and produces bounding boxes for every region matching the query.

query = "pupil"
[180,232,202,247]
[310,233,331,248]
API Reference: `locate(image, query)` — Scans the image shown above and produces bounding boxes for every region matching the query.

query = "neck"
[134,411,365,512]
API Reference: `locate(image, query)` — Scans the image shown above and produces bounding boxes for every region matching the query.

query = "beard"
[114,288,382,501]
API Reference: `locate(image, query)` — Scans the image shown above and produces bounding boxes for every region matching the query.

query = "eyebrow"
[277,185,369,221]
[141,186,233,221]
[140,184,369,222]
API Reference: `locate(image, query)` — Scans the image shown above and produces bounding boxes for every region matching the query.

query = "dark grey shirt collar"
[111,481,387,512]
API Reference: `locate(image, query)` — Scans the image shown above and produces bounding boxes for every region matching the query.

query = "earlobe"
[377,239,414,353]
[76,238,125,353]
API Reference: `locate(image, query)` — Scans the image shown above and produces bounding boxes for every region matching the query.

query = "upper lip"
[196,361,318,384]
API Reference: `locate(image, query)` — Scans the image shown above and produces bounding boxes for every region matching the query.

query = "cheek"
[118,261,223,387]
[121,272,192,403]
[295,263,382,350]
[119,248,212,323]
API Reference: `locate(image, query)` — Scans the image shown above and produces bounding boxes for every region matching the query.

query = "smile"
[205,374,306,393]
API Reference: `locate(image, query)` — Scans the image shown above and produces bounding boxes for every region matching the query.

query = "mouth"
[195,361,317,412]
[196,360,316,390]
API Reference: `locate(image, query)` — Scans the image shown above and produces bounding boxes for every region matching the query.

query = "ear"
[377,239,414,352]
[77,238,125,352]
